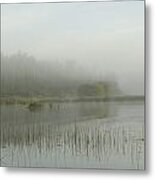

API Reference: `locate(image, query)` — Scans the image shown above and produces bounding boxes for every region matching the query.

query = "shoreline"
[0,95,144,105]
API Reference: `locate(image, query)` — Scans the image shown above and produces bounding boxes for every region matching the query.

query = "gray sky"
[1,1,144,95]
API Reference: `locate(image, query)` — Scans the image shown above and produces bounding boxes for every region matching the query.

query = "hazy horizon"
[1,1,144,95]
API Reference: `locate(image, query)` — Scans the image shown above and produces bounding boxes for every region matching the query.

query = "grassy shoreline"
[0,95,144,105]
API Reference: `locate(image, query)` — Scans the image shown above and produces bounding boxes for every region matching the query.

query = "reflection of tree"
[80,101,118,121]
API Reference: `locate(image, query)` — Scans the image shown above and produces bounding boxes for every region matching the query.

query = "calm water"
[0,101,144,169]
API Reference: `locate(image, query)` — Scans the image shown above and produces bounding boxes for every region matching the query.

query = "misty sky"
[1,1,144,95]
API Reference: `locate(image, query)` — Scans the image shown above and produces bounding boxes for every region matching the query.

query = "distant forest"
[1,52,121,97]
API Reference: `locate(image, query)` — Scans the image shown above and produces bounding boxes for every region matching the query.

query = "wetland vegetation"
[0,53,144,169]
[1,0,144,169]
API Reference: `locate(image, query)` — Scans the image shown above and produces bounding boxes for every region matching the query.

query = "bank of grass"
[0,96,51,111]
[1,96,43,105]
[0,95,144,105]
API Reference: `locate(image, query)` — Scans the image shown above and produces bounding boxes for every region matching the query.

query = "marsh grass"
[1,117,144,168]
[0,101,144,169]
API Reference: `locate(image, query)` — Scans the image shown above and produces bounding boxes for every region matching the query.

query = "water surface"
[0,101,144,169]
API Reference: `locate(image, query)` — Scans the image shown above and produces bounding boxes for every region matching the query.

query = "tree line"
[1,52,121,97]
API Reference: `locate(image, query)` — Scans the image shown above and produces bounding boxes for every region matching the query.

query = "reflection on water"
[0,101,144,169]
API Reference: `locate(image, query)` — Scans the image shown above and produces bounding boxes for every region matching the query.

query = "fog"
[1,1,144,95]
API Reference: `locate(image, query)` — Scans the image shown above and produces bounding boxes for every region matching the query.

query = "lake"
[0,101,144,169]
